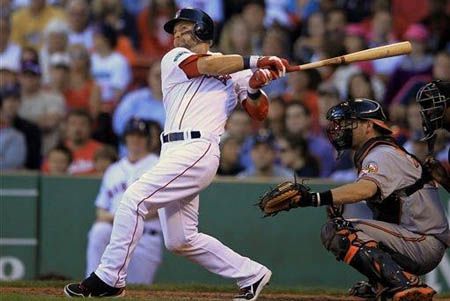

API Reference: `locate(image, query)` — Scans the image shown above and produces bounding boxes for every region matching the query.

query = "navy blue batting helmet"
[164,8,214,41]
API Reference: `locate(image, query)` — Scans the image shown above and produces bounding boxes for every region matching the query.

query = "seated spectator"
[217,136,244,176]
[113,61,165,136]
[0,15,21,85]
[11,0,66,49]
[91,23,131,112]
[40,19,70,83]
[66,0,95,49]
[293,12,325,63]
[66,44,101,118]
[238,131,292,178]
[224,109,253,169]
[136,0,176,60]
[241,0,266,55]
[384,24,433,105]
[48,109,104,175]
[93,145,118,176]
[263,96,285,138]
[1,91,27,170]
[343,24,373,75]
[346,72,375,100]
[277,135,320,178]
[18,57,65,155]
[285,101,335,177]
[0,84,42,169]
[317,82,339,130]
[219,15,252,56]
[46,144,73,175]
[47,52,71,95]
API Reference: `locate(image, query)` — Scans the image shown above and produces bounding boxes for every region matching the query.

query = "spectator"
[40,18,70,83]
[66,0,95,49]
[264,96,285,138]
[0,83,42,169]
[63,109,103,175]
[0,60,19,89]
[91,22,131,112]
[219,15,252,56]
[343,24,373,75]
[92,145,117,175]
[347,72,375,100]
[238,131,292,178]
[317,82,339,130]
[136,0,176,60]
[384,24,433,105]
[46,144,73,175]
[146,119,163,155]
[293,12,325,63]
[0,15,21,83]
[66,44,101,118]
[47,52,71,95]
[433,51,450,82]
[225,109,253,144]
[113,61,165,135]
[277,135,320,177]
[241,0,266,55]
[420,0,450,52]
[217,136,244,176]
[92,0,138,60]
[11,0,66,49]
[0,93,26,170]
[18,57,65,155]
[285,102,335,177]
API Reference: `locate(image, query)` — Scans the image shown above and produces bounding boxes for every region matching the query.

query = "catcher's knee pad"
[320,218,366,263]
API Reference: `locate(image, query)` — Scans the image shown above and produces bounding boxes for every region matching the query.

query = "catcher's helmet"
[416,80,450,140]
[164,8,214,42]
[123,118,152,137]
[326,98,392,157]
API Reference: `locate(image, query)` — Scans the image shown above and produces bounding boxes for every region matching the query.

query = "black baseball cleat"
[348,280,379,299]
[233,270,272,301]
[64,272,125,298]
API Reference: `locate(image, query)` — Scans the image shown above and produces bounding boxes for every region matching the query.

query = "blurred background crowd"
[0,0,449,181]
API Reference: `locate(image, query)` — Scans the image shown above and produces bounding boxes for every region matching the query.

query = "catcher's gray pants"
[347,218,446,275]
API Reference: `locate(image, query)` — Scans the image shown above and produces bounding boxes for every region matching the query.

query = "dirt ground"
[1,286,362,300]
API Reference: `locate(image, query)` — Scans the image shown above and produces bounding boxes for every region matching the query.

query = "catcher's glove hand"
[423,156,450,192]
[258,180,311,217]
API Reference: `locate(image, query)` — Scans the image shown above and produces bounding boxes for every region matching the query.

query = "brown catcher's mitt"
[258,180,311,217]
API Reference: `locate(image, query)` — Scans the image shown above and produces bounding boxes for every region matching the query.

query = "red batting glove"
[255,56,286,77]
[249,69,278,91]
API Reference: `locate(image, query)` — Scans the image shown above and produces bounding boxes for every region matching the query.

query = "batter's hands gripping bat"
[286,41,412,72]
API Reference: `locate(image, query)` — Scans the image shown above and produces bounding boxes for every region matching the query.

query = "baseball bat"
[287,41,412,72]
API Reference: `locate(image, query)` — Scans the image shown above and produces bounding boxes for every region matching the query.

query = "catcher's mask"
[416,80,450,140]
[326,98,391,158]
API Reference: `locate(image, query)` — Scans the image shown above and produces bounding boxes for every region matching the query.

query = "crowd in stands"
[0,0,449,181]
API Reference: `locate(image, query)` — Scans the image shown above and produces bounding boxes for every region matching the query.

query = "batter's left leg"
[158,195,270,289]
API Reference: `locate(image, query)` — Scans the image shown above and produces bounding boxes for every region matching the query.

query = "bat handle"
[286,65,301,73]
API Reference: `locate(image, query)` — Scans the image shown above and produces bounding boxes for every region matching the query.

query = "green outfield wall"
[1,173,449,292]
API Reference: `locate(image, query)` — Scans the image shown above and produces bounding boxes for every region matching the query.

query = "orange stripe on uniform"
[343,245,359,264]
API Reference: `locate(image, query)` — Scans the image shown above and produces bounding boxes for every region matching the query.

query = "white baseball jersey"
[161,47,253,134]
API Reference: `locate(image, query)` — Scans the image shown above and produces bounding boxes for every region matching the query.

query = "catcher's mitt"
[258,180,311,217]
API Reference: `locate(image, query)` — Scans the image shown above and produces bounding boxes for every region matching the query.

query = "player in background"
[416,80,450,191]
[65,8,289,300]
[85,118,162,285]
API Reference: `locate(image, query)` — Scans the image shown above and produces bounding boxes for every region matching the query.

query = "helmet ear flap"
[193,22,210,41]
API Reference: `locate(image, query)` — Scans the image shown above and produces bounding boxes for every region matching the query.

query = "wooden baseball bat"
[287,41,412,72]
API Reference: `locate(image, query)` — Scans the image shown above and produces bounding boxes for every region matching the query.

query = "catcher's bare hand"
[257,181,311,217]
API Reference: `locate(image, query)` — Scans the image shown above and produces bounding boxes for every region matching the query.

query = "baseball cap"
[404,24,429,42]
[49,52,71,69]
[21,58,41,75]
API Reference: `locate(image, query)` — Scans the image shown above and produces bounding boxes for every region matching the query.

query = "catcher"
[416,80,450,192]
[259,98,449,301]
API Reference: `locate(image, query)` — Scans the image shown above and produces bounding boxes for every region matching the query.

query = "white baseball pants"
[95,138,268,288]
[86,221,162,284]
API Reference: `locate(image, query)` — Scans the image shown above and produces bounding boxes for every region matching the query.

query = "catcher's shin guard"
[320,219,435,299]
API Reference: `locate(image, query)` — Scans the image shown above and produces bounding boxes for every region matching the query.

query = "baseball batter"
[86,118,162,285]
[65,8,288,300]
[259,99,449,301]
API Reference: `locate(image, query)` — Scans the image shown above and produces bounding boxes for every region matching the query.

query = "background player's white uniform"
[86,153,162,284]
[94,47,270,289]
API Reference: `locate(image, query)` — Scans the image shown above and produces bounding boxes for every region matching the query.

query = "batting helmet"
[416,80,450,140]
[326,98,392,156]
[163,8,214,42]
[123,118,152,137]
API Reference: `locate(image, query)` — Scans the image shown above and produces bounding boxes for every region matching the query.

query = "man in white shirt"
[65,8,289,300]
